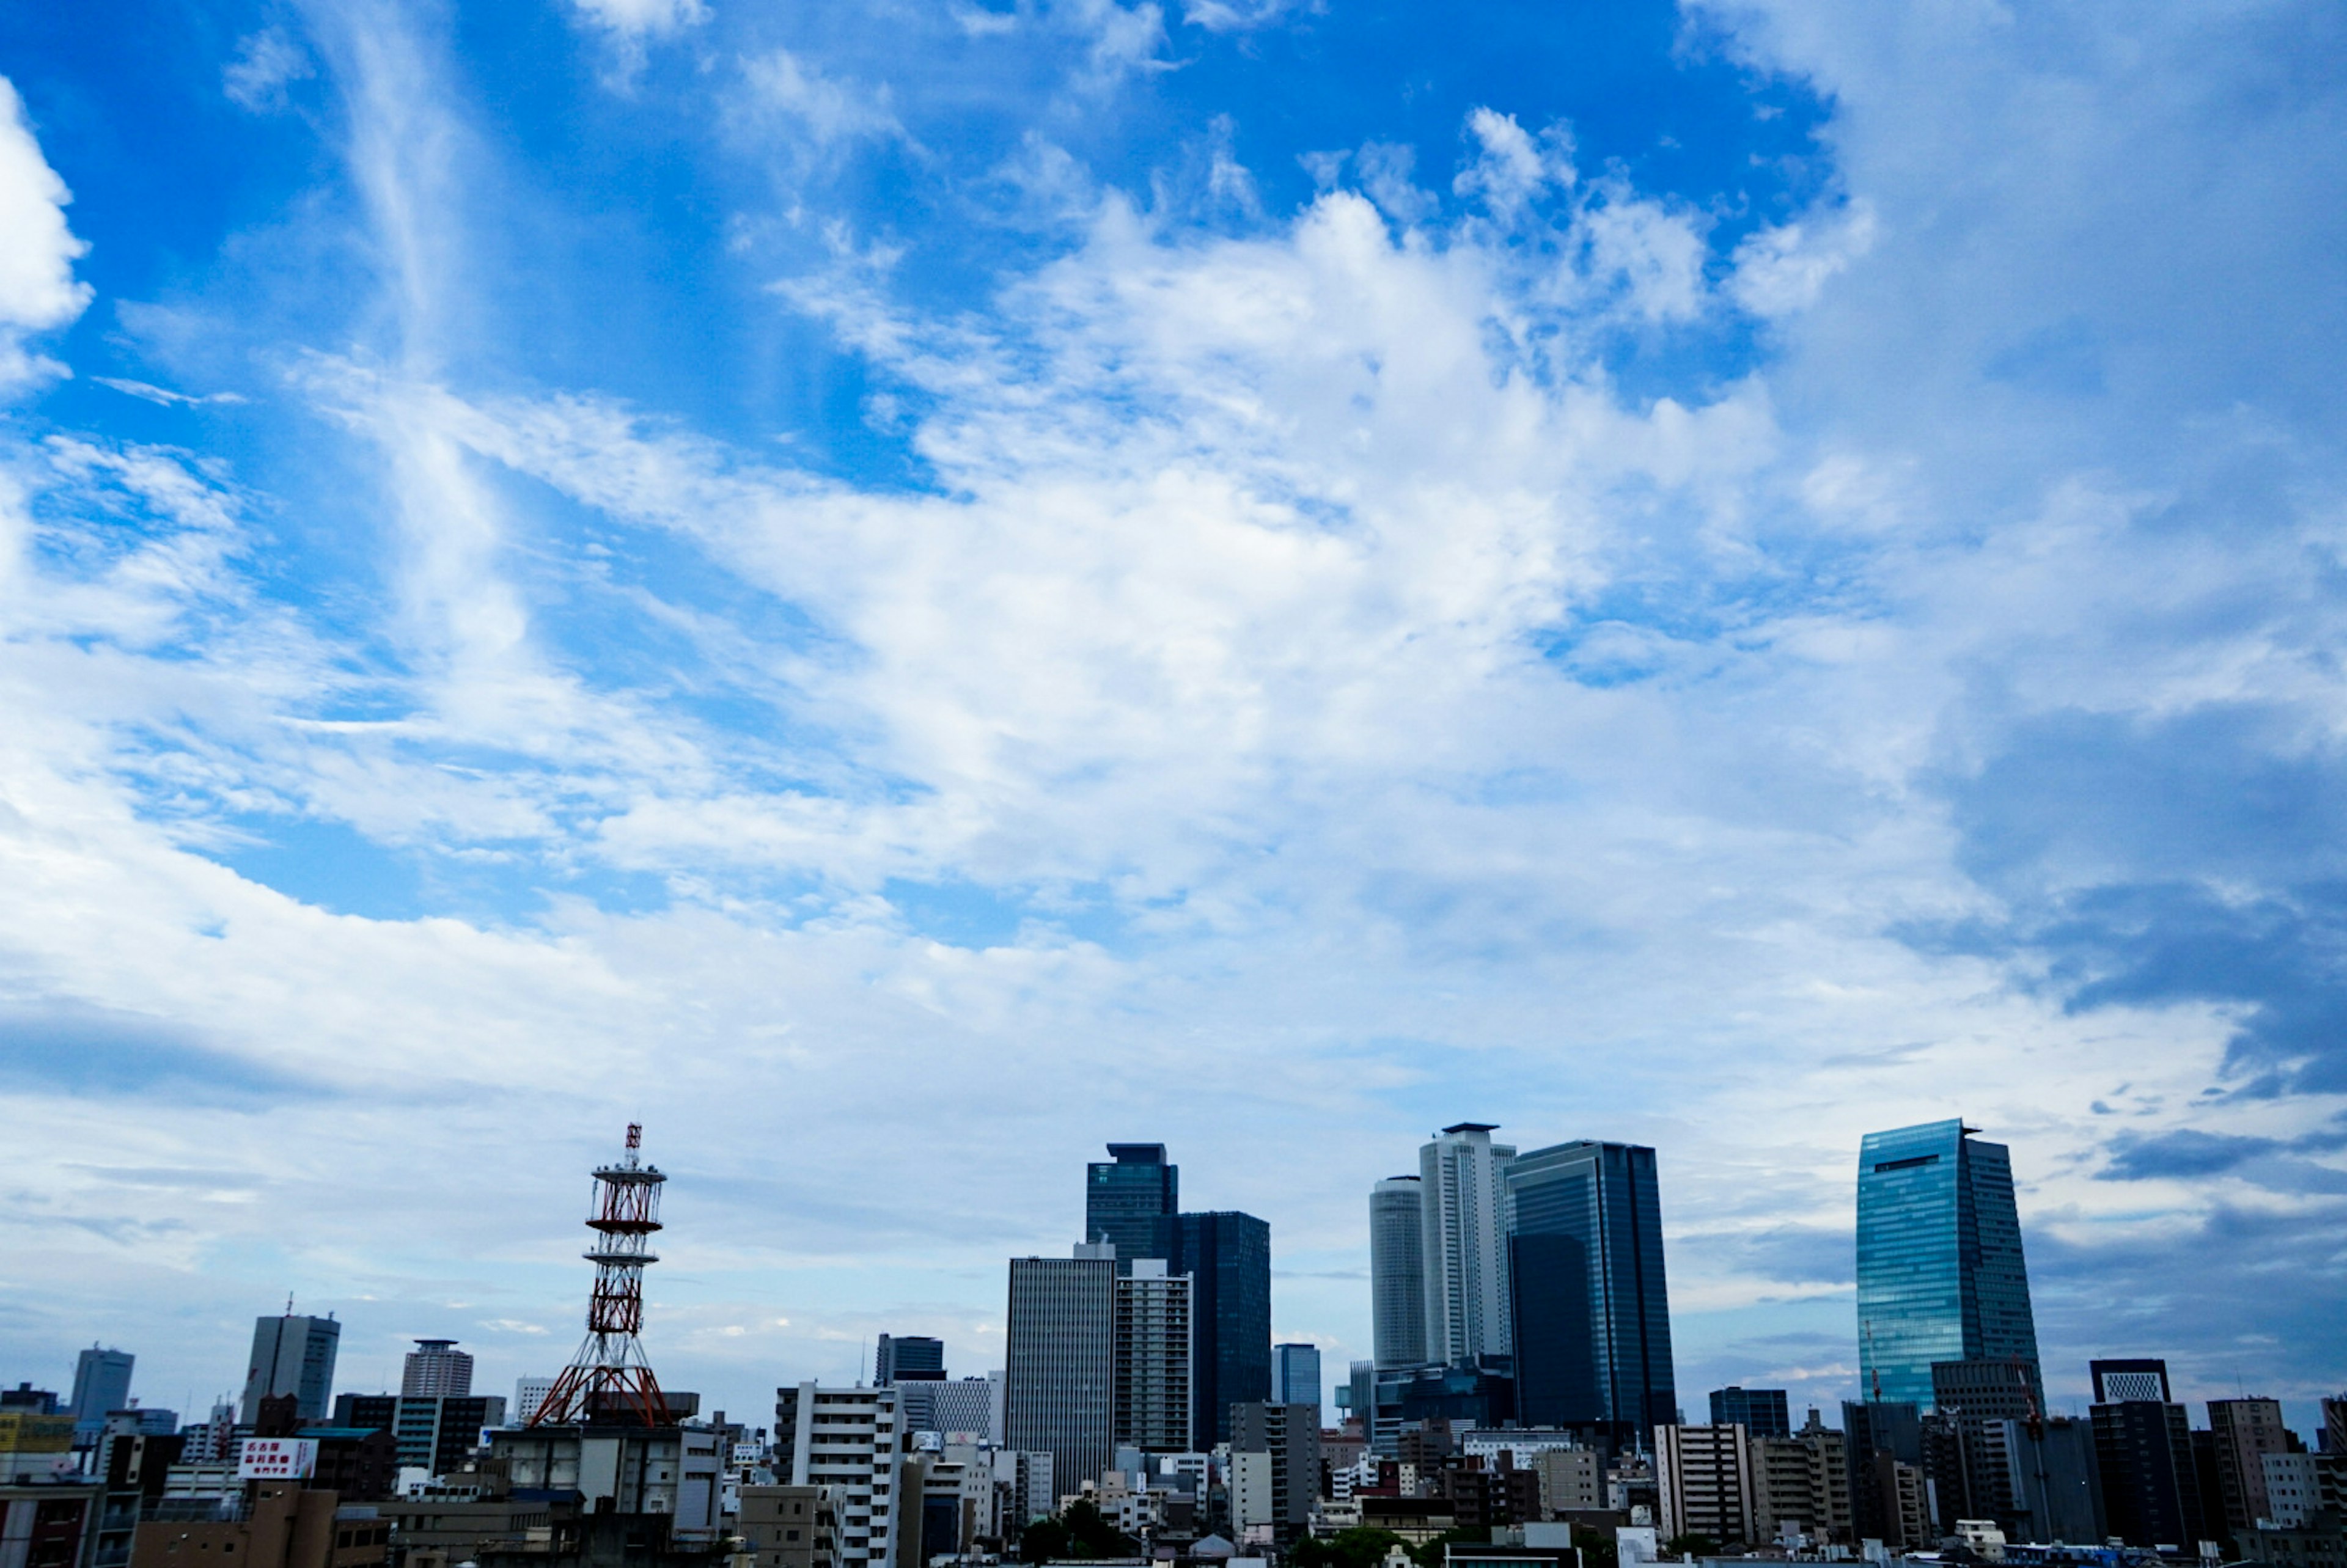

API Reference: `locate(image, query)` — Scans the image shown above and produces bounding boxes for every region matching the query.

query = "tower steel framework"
[529,1124,675,1427]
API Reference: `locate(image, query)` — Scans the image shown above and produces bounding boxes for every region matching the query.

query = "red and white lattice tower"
[529,1124,674,1427]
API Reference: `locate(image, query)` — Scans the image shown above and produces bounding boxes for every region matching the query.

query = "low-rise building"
[128,1482,387,1568]
[739,1484,838,1568]
[0,1477,100,1568]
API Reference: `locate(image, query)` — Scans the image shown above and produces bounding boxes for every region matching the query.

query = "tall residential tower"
[1419,1124,1516,1366]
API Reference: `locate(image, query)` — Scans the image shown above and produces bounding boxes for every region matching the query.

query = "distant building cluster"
[6,1119,2341,1568]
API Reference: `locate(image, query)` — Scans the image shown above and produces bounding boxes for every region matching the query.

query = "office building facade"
[1750,1413,1852,1544]
[1856,1120,2043,1411]
[1005,1245,1118,1491]
[1370,1176,1430,1370]
[331,1394,506,1476]
[399,1341,472,1399]
[1505,1139,1677,1444]
[875,1336,946,1386]
[1114,1261,1194,1454]
[1168,1211,1271,1450]
[1087,1145,1179,1272]
[241,1314,340,1424]
[69,1349,136,1445]
[1420,1125,1516,1366]
[1709,1388,1789,1440]
[1271,1344,1321,1412]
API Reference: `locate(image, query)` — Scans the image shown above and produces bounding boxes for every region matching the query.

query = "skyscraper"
[1271,1344,1321,1413]
[875,1336,946,1385]
[68,1347,135,1444]
[241,1313,340,1424]
[1168,1211,1271,1449]
[1854,1119,2043,1411]
[1419,1125,1516,1365]
[1504,1139,1677,1444]
[1087,1145,1178,1272]
[1710,1387,1790,1439]
[2089,1360,2207,1550]
[1369,1176,1428,1370]
[402,1340,473,1398]
[1004,1244,1117,1491]
[2206,1398,2291,1535]
[1113,1260,1193,1453]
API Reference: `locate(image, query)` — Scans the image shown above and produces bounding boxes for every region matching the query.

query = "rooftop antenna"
[529,1123,674,1428]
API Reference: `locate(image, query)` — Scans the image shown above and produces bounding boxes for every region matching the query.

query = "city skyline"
[4,0,2345,1456]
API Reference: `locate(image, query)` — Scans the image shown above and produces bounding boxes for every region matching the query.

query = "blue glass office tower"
[1087,1145,1179,1272]
[1170,1210,1271,1449]
[1504,1140,1677,1446]
[1855,1119,2042,1411]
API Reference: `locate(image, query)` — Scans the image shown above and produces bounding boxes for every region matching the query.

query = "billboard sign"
[238,1438,317,1480]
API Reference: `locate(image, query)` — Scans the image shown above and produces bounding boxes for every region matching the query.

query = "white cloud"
[222,28,315,112]
[740,49,908,148]
[0,77,91,393]
[1452,106,1573,224]
[1728,199,1877,318]
[570,0,709,38]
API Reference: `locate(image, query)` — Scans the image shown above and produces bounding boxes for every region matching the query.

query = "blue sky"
[1,0,2343,1433]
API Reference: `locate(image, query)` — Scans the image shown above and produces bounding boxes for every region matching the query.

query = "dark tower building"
[1710,1387,1791,1439]
[1504,1140,1677,1447]
[1169,1211,1271,1449]
[875,1335,946,1385]
[1087,1145,1180,1272]
[2089,1360,2209,1550]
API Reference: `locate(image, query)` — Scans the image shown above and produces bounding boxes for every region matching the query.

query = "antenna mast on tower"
[529,1124,674,1427]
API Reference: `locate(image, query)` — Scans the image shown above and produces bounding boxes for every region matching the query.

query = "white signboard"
[238,1438,317,1481]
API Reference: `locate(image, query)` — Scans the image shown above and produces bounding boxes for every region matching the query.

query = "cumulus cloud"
[570,0,709,38]
[0,77,91,392]
[1728,198,1876,317]
[740,49,908,148]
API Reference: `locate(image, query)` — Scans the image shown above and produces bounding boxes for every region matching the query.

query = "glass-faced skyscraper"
[1169,1210,1271,1449]
[1087,1144,1179,1272]
[1856,1119,2043,1410]
[1503,1140,1677,1445]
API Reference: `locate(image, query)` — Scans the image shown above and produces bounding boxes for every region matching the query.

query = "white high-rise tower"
[1417,1123,1515,1365]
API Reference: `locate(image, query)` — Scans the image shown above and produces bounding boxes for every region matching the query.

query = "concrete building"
[510,1380,556,1429]
[0,1474,99,1568]
[1114,1261,1194,1455]
[1420,1126,1516,1368]
[773,1383,905,1568]
[242,1317,341,1426]
[1856,1121,2043,1413]
[88,1418,182,1568]
[1654,1425,1754,1547]
[487,1423,722,1547]
[1228,1450,1273,1542]
[400,1344,472,1401]
[0,1409,78,1484]
[70,1351,137,1448]
[1532,1448,1603,1511]
[1370,1178,1429,1371]
[130,1481,385,1568]
[1005,1246,1117,1494]
[1271,1346,1321,1415]
[739,1484,839,1568]
[897,1379,994,1441]
[1229,1404,1321,1544]
[1707,1390,1788,1441]
[1749,1414,1850,1544]
[2208,1398,2293,1535]
[2264,1454,2347,1529]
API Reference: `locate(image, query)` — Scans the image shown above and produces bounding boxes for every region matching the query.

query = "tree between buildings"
[1019,1499,1137,1564]
[1290,1528,1412,1568]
